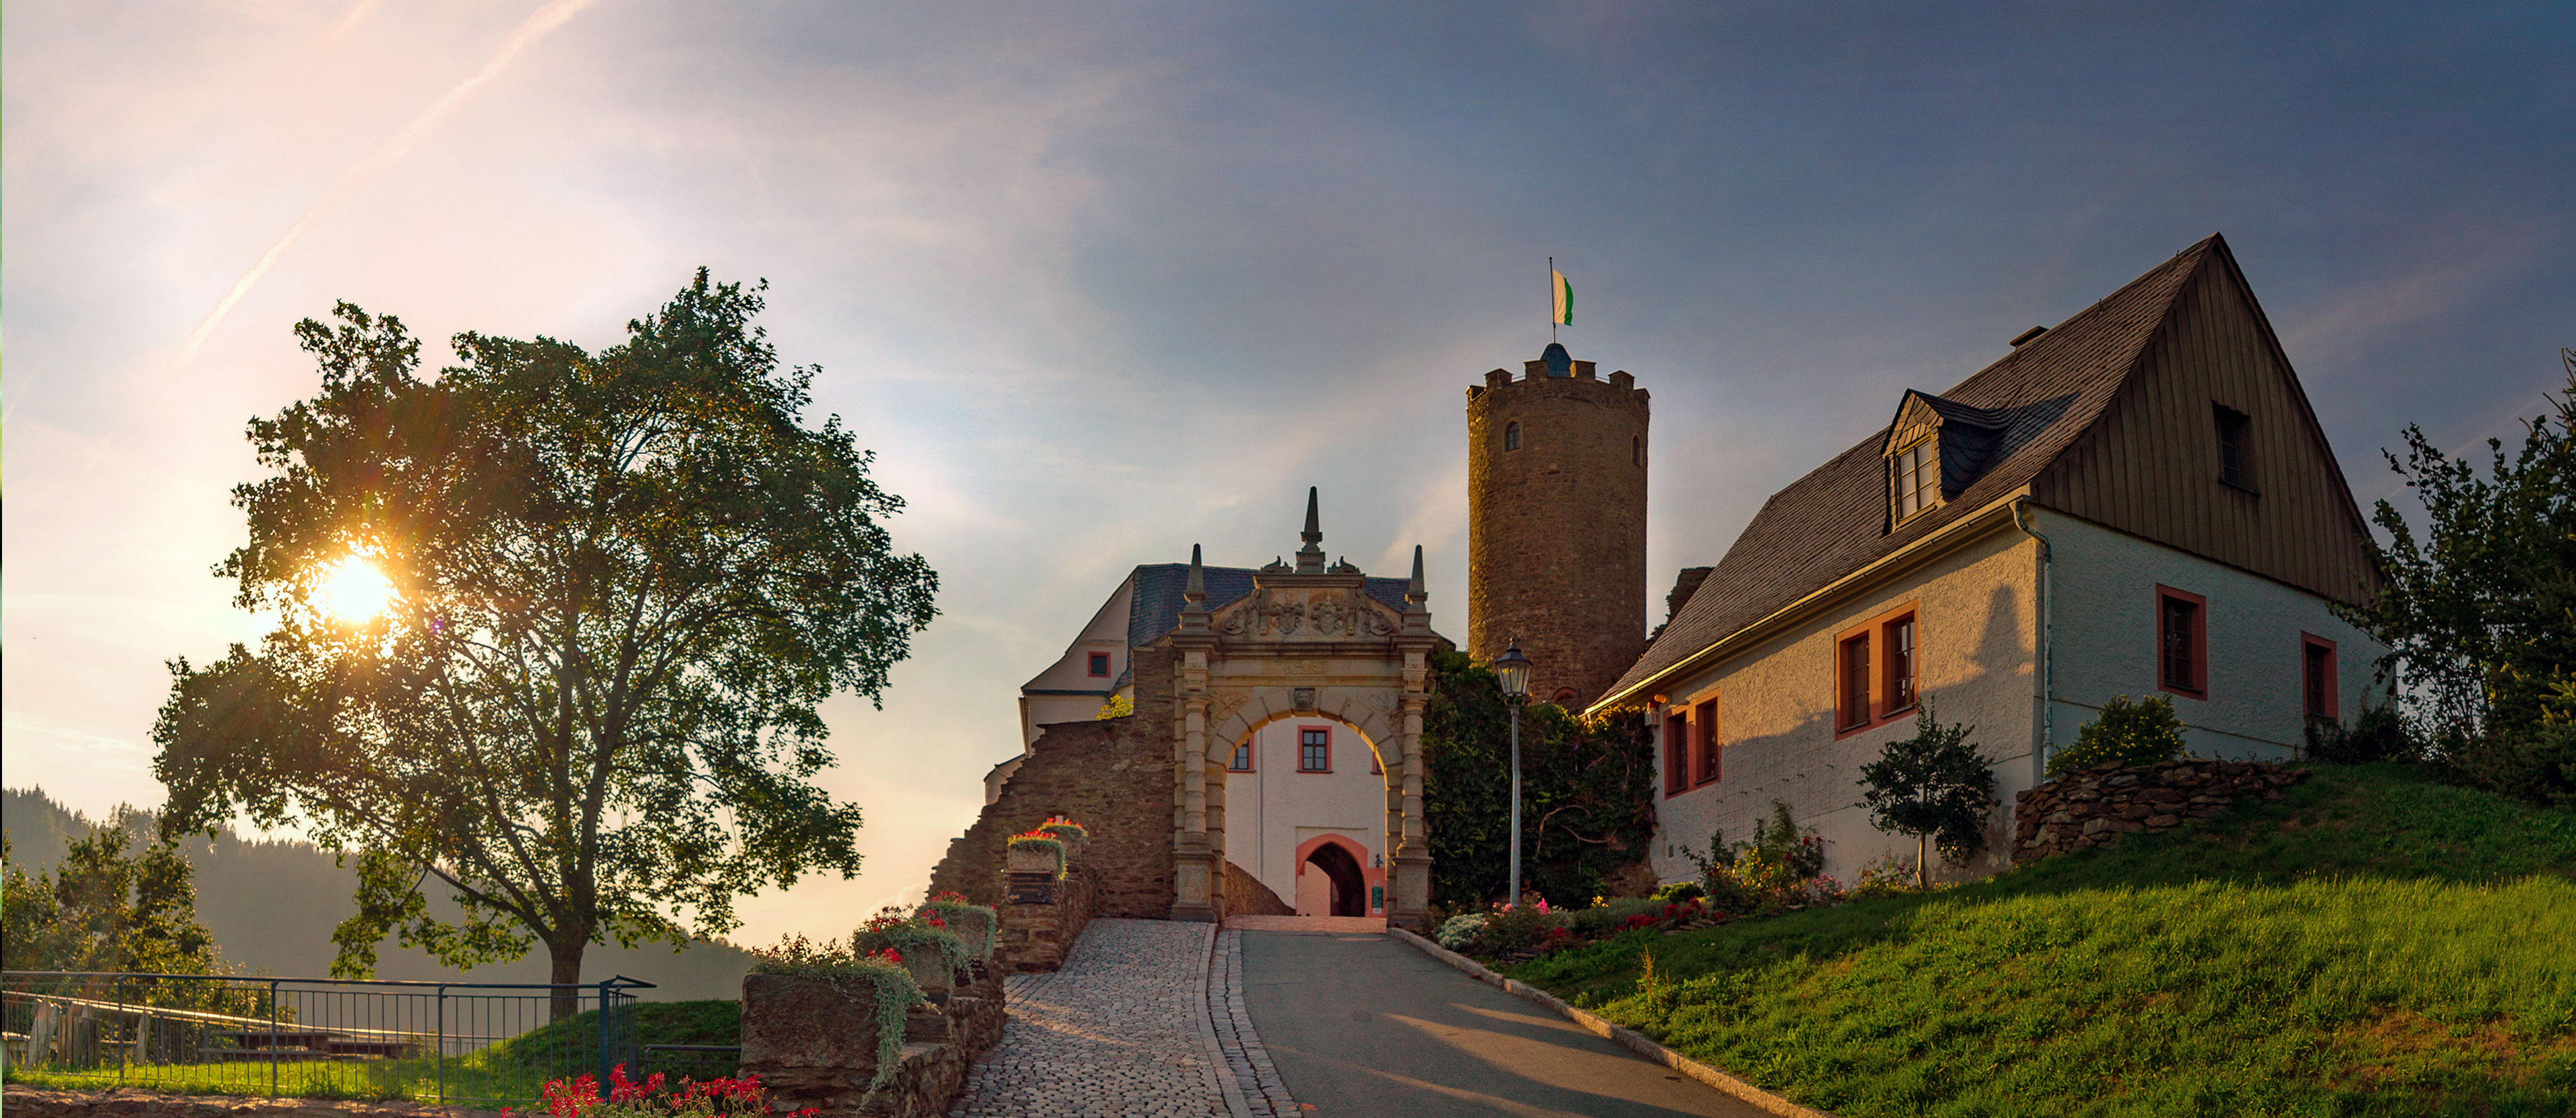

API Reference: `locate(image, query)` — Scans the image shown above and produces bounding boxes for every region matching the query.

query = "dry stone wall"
[2014,757,2309,862]
[739,963,1005,1118]
[923,713,1173,919]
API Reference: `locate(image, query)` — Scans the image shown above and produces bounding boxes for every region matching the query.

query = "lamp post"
[1494,638,1533,908]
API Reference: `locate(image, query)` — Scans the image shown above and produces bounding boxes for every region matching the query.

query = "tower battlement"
[1464,344,1650,706]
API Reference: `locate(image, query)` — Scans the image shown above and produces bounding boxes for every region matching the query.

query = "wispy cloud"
[173,0,602,363]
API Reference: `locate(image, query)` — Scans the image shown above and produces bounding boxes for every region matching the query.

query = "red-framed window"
[1665,710,1690,795]
[1298,726,1330,772]
[2301,633,2338,720]
[1087,652,1111,677]
[1833,601,1924,737]
[1229,736,1254,772]
[1838,633,1872,731]
[2157,585,2207,699]
[1692,697,1721,786]
[1370,745,1383,774]
[1884,614,1919,715]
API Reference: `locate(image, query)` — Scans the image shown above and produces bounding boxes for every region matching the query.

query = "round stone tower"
[1465,342,1649,706]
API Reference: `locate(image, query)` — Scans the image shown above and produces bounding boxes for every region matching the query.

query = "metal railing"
[1,971,663,1106]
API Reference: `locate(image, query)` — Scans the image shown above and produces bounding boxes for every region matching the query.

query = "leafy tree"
[152,272,940,1016]
[1421,649,1658,910]
[2344,350,2576,807]
[1,809,223,975]
[1858,701,1997,887]
[2048,694,2187,776]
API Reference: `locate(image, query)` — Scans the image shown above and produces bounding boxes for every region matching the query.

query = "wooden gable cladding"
[2031,240,2382,607]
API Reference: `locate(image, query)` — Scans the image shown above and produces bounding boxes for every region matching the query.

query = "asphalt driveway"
[1237,929,1773,1118]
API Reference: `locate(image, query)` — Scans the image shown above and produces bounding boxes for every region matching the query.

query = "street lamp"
[1494,638,1533,908]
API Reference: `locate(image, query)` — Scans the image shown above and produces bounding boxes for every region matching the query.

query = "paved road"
[1238,929,1773,1118]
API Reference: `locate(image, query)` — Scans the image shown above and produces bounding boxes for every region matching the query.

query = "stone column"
[1170,648,1217,922]
[1388,654,1433,929]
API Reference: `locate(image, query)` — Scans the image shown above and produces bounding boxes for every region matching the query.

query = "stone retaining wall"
[994,863,1096,973]
[739,963,1006,1118]
[2013,757,2309,862]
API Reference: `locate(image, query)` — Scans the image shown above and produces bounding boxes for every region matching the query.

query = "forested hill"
[2,787,756,1001]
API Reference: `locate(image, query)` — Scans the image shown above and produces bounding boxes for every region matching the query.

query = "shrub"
[1858,700,1997,885]
[746,933,921,1094]
[1477,898,1564,956]
[1432,912,1491,951]
[918,892,998,960]
[1846,855,1931,900]
[1678,801,1834,914]
[850,906,971,978]
[1566,896,1664,937]
[2048,694,2187,776]
[1650,880,1705,904]
[2303,702,2418,764]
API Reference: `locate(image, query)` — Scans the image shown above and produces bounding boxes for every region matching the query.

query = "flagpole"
[1548,256,1556,344]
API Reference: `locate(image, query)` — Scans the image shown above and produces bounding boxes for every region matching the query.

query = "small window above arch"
[1503,421,1522,452]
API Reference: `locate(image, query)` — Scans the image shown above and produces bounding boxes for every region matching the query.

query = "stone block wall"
[924,712,1173,920]
[994,864,1096,972]
[739,964,1005,1118]
[1223,858,1293,917]
[2014,758,2309,862]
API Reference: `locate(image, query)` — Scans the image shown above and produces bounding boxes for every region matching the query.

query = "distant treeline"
[1,787,754,1001]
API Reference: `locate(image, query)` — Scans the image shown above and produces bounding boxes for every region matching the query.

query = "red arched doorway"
[1303,841,1368,917]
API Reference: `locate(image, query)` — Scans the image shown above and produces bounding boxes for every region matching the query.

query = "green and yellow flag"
[1551,268,1573,325]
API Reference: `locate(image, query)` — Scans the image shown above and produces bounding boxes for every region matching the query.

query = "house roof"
[1603,235,2224,704]
[1126,563,1414,650]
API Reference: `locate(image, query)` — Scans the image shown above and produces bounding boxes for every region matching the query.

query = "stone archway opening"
[1301,841,1367,917]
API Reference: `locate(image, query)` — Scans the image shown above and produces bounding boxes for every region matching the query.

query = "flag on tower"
[1551,268,1573,325]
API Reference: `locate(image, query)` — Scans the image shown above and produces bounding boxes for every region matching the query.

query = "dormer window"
[1893,439,1938,522]
[1881,390,2011,531]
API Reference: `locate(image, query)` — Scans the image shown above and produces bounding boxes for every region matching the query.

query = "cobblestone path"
[953,919,1279,1118]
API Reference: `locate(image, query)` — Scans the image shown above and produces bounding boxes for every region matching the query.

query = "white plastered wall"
[1648,524,2044,889]
[1018,574,1138,748]
[2042,509,2388,762]
[1221,715,1390,909]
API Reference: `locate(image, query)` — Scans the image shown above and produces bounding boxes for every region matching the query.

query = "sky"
[5,1,2570,950]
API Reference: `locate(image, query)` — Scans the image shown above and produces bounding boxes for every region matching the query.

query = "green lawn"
[2,1000,741,1105]
[1509,764,2576,1117]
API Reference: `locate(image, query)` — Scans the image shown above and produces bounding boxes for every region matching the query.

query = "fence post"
[268,979,281,1097]
[116,977,128,1085]
[437,985,448,1104]
[594,979,611,1089]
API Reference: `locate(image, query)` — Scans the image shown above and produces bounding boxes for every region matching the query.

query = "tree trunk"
[548,936,586,1023]
[1918,834,1931,890]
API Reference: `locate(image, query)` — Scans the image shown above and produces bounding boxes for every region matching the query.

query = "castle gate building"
[1466,342,1651,706]
[1163,492,1442,925]
[931,491,1444,928]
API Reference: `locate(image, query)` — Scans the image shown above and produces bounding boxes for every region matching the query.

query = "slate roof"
[1602,235,2221,704]
[1125,563,1415,650]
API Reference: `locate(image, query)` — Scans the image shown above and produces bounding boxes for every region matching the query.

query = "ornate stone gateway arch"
[1158,495,1438,927]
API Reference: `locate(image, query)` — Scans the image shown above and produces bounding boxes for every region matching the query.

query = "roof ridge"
[1937,234,2218,399]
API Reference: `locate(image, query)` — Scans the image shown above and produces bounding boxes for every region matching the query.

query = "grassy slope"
[1509,765,2576,1117]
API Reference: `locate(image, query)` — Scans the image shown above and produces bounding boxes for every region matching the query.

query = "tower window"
[2215,404,2252,489]
[1893,439,1938,522]
[2157,586,2207,697]
[1299,726,1330,772]
[1633,435,1643,466]
[1503,422,1521,452]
